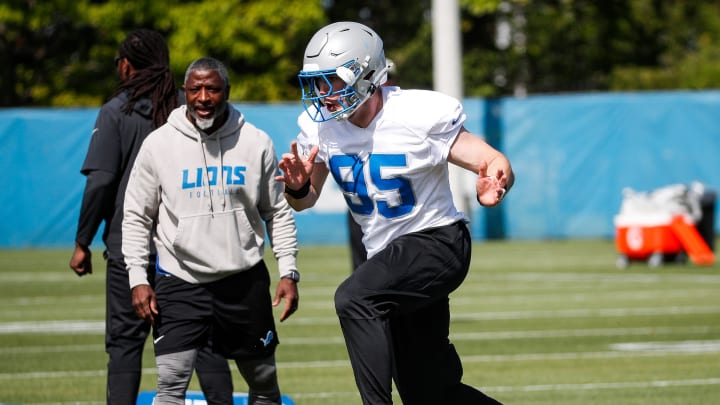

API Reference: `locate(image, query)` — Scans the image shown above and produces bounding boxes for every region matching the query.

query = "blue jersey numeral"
[329,154,416,218]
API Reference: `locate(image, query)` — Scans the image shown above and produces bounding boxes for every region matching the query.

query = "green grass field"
[1,239,719,404]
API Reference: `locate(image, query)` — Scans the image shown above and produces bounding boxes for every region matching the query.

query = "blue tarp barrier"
[1,91,718,248]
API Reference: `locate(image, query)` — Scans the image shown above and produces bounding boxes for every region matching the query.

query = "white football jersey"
[297,86,468,258]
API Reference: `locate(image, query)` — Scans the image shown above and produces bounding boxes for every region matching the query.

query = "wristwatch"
[281,270,300,283]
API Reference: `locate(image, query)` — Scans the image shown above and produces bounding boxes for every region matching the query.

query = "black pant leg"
[195,344,234,405]
[391,298,458,404]
[105,257,150,405]
[347,211,367,272]
[334,222,474,405]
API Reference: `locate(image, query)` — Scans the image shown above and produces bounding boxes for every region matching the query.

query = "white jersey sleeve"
[399,89,467,163]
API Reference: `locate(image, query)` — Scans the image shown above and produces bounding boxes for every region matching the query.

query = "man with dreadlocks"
[69,29,233,405]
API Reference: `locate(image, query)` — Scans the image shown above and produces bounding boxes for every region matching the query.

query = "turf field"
[1,239,719,404]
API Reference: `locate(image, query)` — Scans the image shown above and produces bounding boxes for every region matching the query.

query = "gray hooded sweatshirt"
[122,104,298,288]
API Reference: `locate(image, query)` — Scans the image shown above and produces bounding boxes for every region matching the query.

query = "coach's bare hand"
[273,278,299,322]
[69,243,93,276]
[132,285,158,325]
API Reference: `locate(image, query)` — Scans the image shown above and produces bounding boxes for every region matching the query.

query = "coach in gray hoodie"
[122,57,299,405]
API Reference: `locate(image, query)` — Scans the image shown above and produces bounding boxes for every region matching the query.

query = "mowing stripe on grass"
[471,272,720,284]
[486,377,720,393]
[452,305,720,321]
[7,341,718,368]
[0,344,104,354]
[19,377,720,403]
[3,319,719,338]
[3,305,718,332]
[4,344,720,380]
[290,377,720,398]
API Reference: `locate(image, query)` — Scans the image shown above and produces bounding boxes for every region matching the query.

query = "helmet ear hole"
[336,66,356,85]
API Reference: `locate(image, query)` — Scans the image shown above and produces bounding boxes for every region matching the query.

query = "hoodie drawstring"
[198,131,230,216]
[217,135,227,210]
[198,134,215,216]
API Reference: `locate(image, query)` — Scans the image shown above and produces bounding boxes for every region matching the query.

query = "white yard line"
[0,344,104,354]
[3,305,720,333]
[0,320,104,334]
[4,343,720,380]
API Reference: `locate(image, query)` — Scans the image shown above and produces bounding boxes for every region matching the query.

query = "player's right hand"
[275,141,319,189]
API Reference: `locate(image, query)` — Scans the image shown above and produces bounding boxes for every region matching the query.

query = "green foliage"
[5,0,720,106]
[609,1,720,91]
[165,1,326,102]
[460,0,720,96]
[324,0,431,89]
[0,0,325,106]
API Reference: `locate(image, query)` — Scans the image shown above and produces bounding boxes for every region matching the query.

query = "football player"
[277,21,513,405]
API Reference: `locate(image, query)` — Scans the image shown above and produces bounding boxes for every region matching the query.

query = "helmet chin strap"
[335,62,392,121]
[336,81,375,121]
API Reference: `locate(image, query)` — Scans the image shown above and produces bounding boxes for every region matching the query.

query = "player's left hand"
[273,278,299,322]
[476,161,508,207]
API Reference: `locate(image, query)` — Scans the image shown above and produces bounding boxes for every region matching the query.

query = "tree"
[162,1,325,101]
[324,0,432,89]
[0,0,104,106]
[0,0,326,106]
[4,0,720,107]
[460,0,720,96]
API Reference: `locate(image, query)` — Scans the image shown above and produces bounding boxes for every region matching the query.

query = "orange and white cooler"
[614,184,715,268]
[614,212,682,267]
[614,212,714,268]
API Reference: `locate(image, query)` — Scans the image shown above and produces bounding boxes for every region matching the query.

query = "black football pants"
[105,256,234,405]
[334,221,502,405]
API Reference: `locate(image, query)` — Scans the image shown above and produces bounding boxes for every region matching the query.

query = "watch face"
[283,271,300,282]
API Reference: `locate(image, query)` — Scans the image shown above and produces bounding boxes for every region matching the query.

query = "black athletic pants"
[347,211,367,271]
[334,221,502,405]
[105,255,233,405]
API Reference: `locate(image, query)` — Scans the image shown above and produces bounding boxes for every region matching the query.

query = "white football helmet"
[298,21,391,122]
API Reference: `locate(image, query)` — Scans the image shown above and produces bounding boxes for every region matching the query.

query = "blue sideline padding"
[136,390,296,405]
[3,92,720,247]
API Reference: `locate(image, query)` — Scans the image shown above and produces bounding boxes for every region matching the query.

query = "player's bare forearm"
[449,128,514,194]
